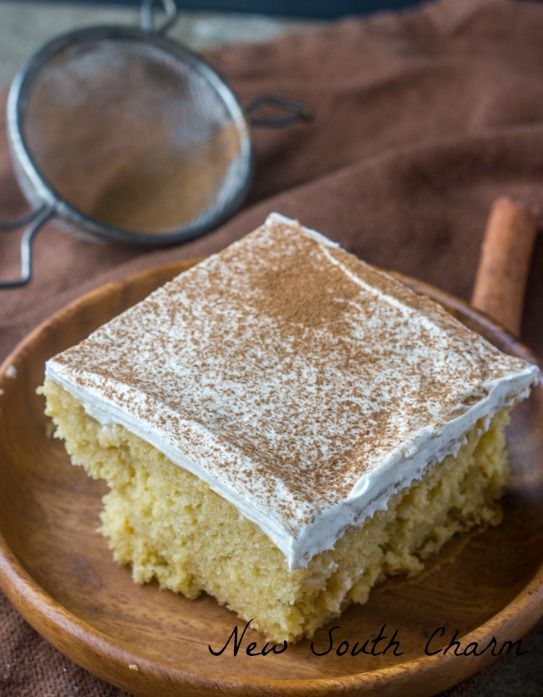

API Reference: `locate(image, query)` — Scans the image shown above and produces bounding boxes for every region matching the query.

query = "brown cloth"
[2,0,543,694]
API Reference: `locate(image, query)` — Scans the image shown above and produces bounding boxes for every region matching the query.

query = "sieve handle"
[245,96,314,128]
[0,205,54,289]
[140,0,178,35]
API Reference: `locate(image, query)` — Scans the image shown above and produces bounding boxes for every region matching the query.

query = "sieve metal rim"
[6,23,255,248]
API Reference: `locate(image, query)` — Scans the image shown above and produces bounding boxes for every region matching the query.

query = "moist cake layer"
[45,213,539,569]
[43,379,511,643]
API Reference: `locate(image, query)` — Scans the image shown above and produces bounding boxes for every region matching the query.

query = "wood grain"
[0,260,542,697]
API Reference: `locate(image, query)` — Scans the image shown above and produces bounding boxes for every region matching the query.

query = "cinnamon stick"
[472,197,540,336]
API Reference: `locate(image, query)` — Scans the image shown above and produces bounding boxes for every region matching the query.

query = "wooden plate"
[0,261,542,697]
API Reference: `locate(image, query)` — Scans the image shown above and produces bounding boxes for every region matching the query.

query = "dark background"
[21,0,427,20]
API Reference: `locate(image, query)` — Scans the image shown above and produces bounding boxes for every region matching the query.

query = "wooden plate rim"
[0,260,542,696]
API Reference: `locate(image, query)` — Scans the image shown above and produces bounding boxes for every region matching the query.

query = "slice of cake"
[41,213,539,643]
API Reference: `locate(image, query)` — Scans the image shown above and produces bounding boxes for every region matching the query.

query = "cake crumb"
[6,365,17,379]
[128,663,139,671]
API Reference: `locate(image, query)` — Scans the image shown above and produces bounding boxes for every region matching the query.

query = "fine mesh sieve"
[1,0,312,288]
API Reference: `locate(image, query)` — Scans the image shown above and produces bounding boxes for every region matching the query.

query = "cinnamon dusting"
[48,214,536,533]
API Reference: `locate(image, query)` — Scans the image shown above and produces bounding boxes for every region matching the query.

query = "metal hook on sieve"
[140,0,178,36]
[245,95,314,128]
[0,205,55,288]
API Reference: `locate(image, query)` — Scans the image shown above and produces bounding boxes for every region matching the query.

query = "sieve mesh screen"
[22,37,246,235]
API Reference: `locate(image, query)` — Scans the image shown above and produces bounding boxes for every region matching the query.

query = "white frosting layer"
[45,213,539,569]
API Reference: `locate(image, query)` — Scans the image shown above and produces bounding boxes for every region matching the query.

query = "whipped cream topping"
[46,213,539,569]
